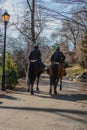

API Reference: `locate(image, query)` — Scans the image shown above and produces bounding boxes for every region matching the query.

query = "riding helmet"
[56,44,60,49]
[33,43,38,48]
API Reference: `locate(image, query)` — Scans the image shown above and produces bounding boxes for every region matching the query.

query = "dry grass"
[0,90,13,96]
[66,64,87,77]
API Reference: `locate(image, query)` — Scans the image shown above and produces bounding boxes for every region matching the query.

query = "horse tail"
[47,68,49,74]
[52,64,58,85]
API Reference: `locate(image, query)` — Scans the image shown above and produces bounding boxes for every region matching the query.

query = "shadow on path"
[13,86,87,102]
[0,105,87,124]
[0,95,18,100]
[34,92,87,102]
[0,101,3,104]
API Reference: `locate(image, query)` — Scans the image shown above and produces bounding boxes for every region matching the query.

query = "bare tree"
[13,0,46,46]
[61,20,80,50]
[31,0,35,44]
[50,0,87,50]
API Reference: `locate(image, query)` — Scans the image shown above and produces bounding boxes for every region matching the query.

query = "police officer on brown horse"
[48,44,66,94]
[50,44,65,64]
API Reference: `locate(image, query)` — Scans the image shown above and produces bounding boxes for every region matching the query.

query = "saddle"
[52,62,60,65]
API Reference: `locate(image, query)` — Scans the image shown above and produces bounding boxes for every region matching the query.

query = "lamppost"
[1,11,10,91]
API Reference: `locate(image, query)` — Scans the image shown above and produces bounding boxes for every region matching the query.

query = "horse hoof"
[36,88,39,92]
[31,91,34,95]
[60,88,62,91]
[27,89,30,92]
[54,91,57,95]
[49,91,52,95]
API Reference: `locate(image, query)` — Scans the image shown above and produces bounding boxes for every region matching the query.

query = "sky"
[1,0,81,45]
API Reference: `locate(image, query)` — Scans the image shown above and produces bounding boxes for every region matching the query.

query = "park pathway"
[0,74,87,130]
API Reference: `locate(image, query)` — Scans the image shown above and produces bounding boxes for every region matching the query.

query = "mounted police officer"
[29,43,45,69]
[50,44,65,64]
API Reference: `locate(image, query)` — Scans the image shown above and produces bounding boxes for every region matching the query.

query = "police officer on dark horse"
[27,43,45,94]
[48,44,66,95]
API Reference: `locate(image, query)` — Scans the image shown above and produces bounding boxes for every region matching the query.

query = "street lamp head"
[2,11,10,23]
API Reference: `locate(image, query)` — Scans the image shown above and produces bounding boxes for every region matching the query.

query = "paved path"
[0,74,87,130]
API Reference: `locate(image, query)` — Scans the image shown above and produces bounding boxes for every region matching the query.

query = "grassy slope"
[66,64,87,77]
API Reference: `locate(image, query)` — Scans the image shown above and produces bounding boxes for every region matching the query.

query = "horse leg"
[60,78,62,90]
[49,77,52,95]
[54,80,58,95]
[31,84,34,95]
[54,85,57,94]
[36,74,40,91]
[27,79,30,92]
[54,78,59,94]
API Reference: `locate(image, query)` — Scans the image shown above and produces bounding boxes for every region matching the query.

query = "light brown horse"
[47,63,66,95]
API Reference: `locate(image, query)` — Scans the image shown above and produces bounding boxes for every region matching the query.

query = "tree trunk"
[31,0,35,45]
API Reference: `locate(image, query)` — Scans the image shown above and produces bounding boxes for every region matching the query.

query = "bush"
[63,62,69,68]
[5,53,18,89]
[78,56,87,68]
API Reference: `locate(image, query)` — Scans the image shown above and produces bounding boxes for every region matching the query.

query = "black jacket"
[29,48,41,61]
[51,49,65,63]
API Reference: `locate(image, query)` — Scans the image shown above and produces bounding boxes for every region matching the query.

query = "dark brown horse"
[47,63,66,95]
[25,61,44,94]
